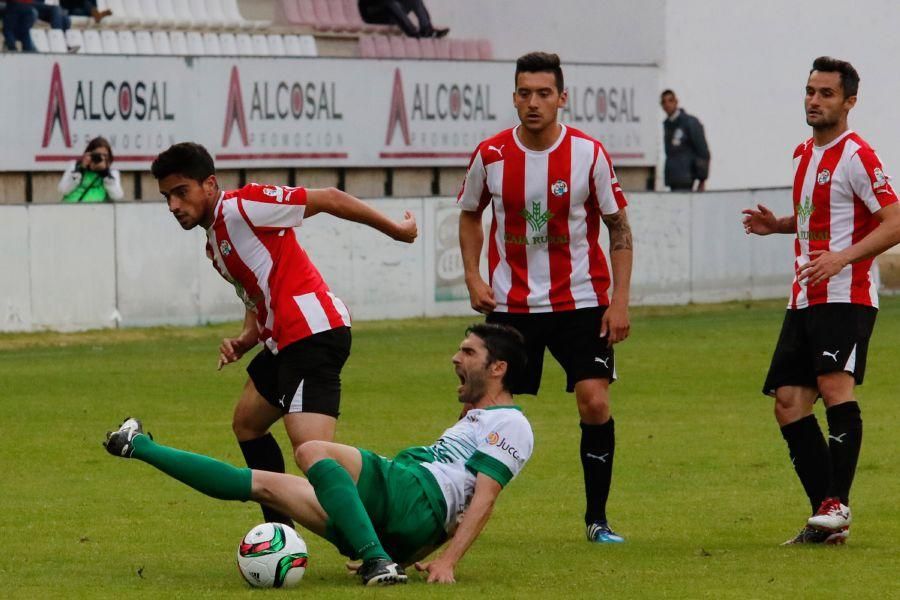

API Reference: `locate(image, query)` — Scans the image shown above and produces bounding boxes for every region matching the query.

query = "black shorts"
[246,326,351,417]
[762,304,877,396]
[486,306,615,394]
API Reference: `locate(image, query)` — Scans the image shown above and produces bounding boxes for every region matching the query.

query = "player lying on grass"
[104,324,534,586]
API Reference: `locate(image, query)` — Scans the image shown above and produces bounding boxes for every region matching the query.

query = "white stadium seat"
[235,33,254,56]
[188,0,210,28]
[186,31,206,55]
[223,0,266,29]
[284,34,304,57]
[84,30,105,53]
[64,29,84,53]
[31,29,51,53]
[202,32,222,55]
[251,34,270,56]
[299,34,317,56]
[218,32,238,55]
[172,0,196,28]
[204,0,229,28]
[118,30,138,54]
[123,0,155,27]
[152,31,172,55]
[143,0,173,28]
[266,34,286,56]
[135,30,155,54]
[168,30,189,55]
[48,29,69,53]
[101,29,121,53]
[156,0,182,28]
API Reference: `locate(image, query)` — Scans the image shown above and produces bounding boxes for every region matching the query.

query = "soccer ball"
[237,523,308,588]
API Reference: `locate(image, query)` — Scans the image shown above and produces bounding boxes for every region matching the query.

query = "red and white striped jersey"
[789,131,898,308]
[457,125,628,313]
[205,183,351,352]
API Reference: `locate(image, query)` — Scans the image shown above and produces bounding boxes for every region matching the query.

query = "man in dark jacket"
[661,90,710,191]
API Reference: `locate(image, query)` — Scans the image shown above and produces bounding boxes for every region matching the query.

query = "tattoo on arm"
[602,211,633,251]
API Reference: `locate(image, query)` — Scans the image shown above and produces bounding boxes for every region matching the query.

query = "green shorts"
[324,450,448,564]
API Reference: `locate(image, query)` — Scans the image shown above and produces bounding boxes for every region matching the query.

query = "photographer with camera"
[58,137,124,203]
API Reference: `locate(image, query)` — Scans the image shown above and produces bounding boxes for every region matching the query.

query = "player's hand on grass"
[601,300,630,346]
[217,335,256,370]
[393,210,418,243]
[414,559,456,584]
[465,276,496,314]
[742,204,778,235]
[797,249,848,286]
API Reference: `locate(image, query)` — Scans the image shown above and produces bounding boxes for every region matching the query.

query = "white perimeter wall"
[0,190,797,333]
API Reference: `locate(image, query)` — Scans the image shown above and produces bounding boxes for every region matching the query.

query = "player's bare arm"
[799,202,900,286]
[414,473,502,584]
[218,308,259,370]
[742,203,796,235]
[459,209,497,314]
[304,187,418,243]
[600,209,633,345]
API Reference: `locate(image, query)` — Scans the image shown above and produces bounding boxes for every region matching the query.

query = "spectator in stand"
[660,89,710,191]
[2,0,38,52]
[59,0,112,23]
[34,0,71,33]
[59,137,125,203]
[358,0,448,38]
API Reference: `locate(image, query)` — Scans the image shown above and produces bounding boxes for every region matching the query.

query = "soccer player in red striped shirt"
[743,57,900,545]
[458,52,634,543]
[151,142,417,528]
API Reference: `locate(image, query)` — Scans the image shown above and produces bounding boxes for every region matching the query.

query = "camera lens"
[90,152,105,163]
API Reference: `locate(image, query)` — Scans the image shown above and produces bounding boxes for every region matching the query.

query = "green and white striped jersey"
[395,405,534,532]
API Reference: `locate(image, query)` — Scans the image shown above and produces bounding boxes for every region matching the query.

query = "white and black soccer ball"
[237,523,308,588]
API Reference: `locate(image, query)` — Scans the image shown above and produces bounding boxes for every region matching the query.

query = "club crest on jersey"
[873,167,888,189]
[551,179,568,197]
[816,169,831,185]
[263,186,285,202]
[219,240,233,256]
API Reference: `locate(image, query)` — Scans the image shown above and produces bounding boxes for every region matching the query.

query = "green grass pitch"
[1,299,899,598]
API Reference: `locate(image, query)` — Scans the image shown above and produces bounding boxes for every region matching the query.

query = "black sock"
[780,415,831,515]
[580,418,614,525]
[238,433,293,526]
[825,402,862,505]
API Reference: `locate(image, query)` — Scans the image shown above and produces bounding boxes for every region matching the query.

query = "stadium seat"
[155,0,182,28]
[235,33,254,56]
[342,0,389,33]
[186,31,206,55]
[152,30,172,55]
[358,35,376,58]
[101,29,121,53]
[204,0,230,29]
[84,30,105,53]
[419,36,436,59]
[186,0,210,28]
[327,0,357,32]
[266,34,286,56]
[403,36,421,59]
[276,0,304,25]
[373,35,391,58]
[449,39,466,60]
[31,29,51,53]
[48,29,69,53]
[299,34,317,56]
[311,0,341,31]
[144,0,174,28]
[97,0,128,28]
[433,37,450,59]
[168,30,188,55]
[203,32,222,55]
[477,38,493,60]
[295,0,317,27]
[223,0,266,30]
[283,34,304,56]
[251,34,270,56]
[65,29,85,53]
[134,31,155,54]
[389,35,406,58]
[218,32,238,55]
[118,30,138,54]
[463,39,480,61]
[172,0,196,28]
[123,0,155,27]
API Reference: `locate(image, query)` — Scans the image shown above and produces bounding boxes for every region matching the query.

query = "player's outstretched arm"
[742,204,795,235]
[415,473,502,583]
[459,210,496,314]
[304,187,417,243]
[601,209,632,345]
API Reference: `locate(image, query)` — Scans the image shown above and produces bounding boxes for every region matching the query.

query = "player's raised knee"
[295,439,330,471]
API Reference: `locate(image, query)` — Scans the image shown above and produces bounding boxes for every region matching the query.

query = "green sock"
[307,459,388,562]
[131,435,252,501]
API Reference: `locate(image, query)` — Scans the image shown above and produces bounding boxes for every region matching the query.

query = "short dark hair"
[660,89,676,100]
[151,142,215,182]
[810,56,860,98]
[515,51,564,93]
[465,323,527,393]
[85,136,114,164]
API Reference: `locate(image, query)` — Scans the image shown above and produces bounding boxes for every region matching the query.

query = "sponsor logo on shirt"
[219,240,233,256]
[796,196,814,224]
[817,169,831,185]
[551,179,568,197]
[520,201,554,231]
[504,232,570,246]
[486,431,521,460]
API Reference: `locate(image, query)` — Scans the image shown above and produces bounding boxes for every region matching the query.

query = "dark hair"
[85,136,113,164]
[465,323,527,393]
[810,56,859,98]
[151,142,215,182]
[660,89,676,100]
[515,51,564,93]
